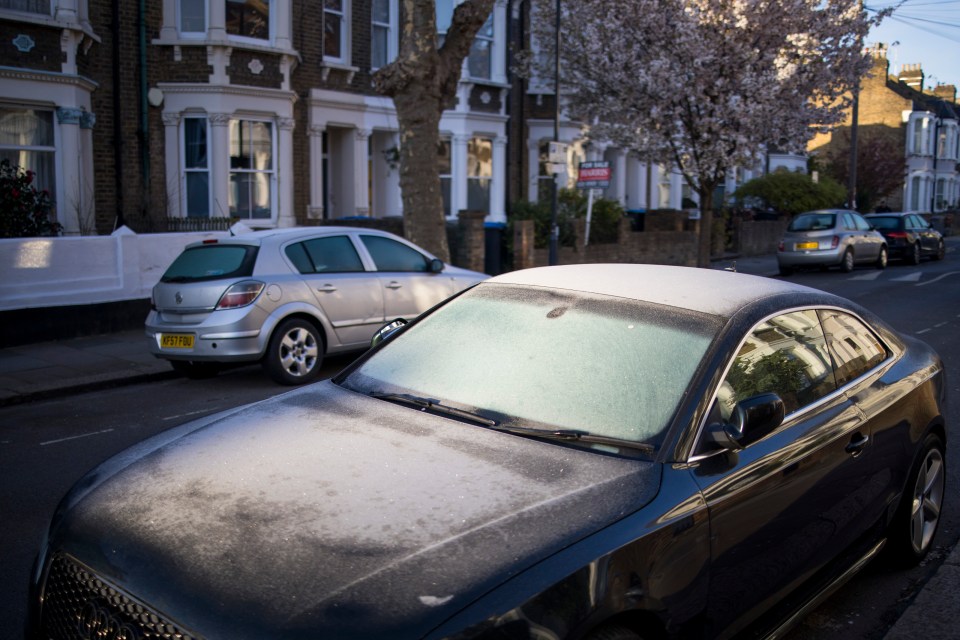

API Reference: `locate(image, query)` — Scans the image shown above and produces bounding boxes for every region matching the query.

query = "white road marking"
[916,271,960,286]
[890,272,923,282]
[917,329,932,335]
[849,271,883,281]
[40,428,115,446]
[162,409,211,422]
[935,322,948,328]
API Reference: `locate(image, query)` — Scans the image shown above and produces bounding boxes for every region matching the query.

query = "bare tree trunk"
[393,91,449,261]
[373,0,496,264]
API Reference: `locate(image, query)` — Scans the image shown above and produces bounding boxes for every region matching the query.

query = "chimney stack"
[897,64,925,91]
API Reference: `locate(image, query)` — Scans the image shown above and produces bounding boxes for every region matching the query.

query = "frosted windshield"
[341,284,720,447]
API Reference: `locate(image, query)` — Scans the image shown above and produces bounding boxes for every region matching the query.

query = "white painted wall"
[0,227,227,311]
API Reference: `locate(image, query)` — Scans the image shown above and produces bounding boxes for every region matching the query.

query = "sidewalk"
[0,329,175,407]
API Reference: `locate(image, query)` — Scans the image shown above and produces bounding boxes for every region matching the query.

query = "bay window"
[0,106,56,205]
[438,139,452,216]
[324,0,349,62]
[467,14,493,79]
[183,117,210,217]
[467,137,492,212]
[0,0,51,14]
[226,0,270,40]
[372,0,397,69]
[229,119,275,219]
[179,0,207,35]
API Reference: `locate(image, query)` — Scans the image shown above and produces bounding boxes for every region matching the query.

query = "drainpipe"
[139,0,150,216]
[112,0,124,228]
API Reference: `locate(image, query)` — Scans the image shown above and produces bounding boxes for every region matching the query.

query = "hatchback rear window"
[867,216,902,231]
[788,213,835,232]
[161,245,258,282]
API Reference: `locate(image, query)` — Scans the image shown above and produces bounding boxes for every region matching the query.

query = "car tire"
[886,432,945,567]
[170,360,220,379]
[585,624,644,640]
[875,246,888,269]
[262,318,323,385]
[840,248,855,273]
[909,241,921,265]
[933,240,945,261]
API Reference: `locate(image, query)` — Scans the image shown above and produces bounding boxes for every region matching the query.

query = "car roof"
[486,264,826,317]
[863,212,908,217]
[182,226,413,249]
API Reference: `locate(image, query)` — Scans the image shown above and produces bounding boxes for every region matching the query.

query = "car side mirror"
[707,393,785,451]
[371,318,408,348]
[429,258,445,273]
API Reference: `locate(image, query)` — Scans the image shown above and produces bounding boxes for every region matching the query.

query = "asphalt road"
[1,253,958,640]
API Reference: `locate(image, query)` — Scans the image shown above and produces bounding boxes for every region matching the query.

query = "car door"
[909,214,938,254]
[286,235,385,347]
[358,234,454,320]
[851,212,882,261]
[690,310,884,637]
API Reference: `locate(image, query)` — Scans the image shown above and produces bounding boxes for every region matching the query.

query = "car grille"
[39,553,196,640]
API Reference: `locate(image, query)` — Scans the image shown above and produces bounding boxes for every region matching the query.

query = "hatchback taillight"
[216,281,265,310]
[886,231,908,239]
[778,240,784,252]
[831,236,840,249]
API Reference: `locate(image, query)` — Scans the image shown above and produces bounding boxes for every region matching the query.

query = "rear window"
[866,216,902,231]
[161,245,258,282]
[788,213,836,232]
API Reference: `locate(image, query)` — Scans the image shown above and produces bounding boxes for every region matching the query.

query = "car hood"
[50,382,659,640]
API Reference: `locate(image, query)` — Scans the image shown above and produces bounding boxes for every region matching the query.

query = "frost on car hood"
[55,382,659,639]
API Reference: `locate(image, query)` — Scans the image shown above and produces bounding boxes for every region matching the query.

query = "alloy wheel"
[910,447,944,554]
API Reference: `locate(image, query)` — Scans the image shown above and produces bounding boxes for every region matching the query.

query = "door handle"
[317,285,337,293]
[845,433,869,456]
[386,281,402,290]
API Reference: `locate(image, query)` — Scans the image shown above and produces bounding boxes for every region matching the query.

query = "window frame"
[225,0,273,44]
[228,117,277,221]
[0,105,57,207]
[323,0,351,64]
[370,0,398,70]
[0,0,52,16]
[181,116,211,219]
[466,136,493,213]
[178,0,208,37]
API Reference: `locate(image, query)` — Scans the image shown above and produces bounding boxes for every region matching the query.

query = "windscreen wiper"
[370,392,498,427]
[369,392,654,453]
[484,424,656,453]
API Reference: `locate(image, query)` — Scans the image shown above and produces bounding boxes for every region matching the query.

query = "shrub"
[509,188,623,248]
[0,159,61,238]
[733,169,846,217]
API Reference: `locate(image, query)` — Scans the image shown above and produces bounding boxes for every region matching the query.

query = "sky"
[866,0,960,90]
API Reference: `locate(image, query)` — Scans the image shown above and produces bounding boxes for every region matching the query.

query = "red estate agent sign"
[576,161,611,189]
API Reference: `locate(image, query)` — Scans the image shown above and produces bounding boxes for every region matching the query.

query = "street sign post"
[577,162,612,246]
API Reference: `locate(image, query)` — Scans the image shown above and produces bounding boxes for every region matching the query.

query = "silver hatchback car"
[777,209,887,276]
[146,227,488,384]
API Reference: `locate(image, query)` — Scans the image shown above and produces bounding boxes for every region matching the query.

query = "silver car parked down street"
[145,227,488,384]
[776,209,887,276]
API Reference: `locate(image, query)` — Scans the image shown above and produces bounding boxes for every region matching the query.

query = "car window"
[340,283,722,449]
[715,310,836,421]
[819,310,888,386]
[841,213,857,230]
[866,216,900,231]
[852,213,872,231]
[908,215,927,230]
[161,245,257,282]
[361,235,430,272]
[788,213,835,232]
[285,236,365,273]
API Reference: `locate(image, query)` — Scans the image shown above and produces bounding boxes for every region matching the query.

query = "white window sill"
[321,60,359,83]
[0,10,100,42]
[153,34,297,58]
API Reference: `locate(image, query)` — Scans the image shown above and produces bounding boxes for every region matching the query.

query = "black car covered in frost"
[28,264,946,640]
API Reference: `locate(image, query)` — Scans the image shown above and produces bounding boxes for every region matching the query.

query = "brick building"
[1,0,511,236]
[808,45,960,213]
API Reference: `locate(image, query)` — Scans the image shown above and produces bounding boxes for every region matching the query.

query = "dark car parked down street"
[29,265,946,640]
[863,212,945,264]
[777,209,887,275]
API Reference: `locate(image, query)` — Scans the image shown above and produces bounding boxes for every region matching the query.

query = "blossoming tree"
[531,0,885,267]
[374,0,496,262]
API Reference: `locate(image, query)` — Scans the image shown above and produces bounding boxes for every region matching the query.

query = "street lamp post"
[548,0,560,265]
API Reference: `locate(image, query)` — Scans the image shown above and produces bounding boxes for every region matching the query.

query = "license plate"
[796,241,819,250]
[160,334,194,349]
